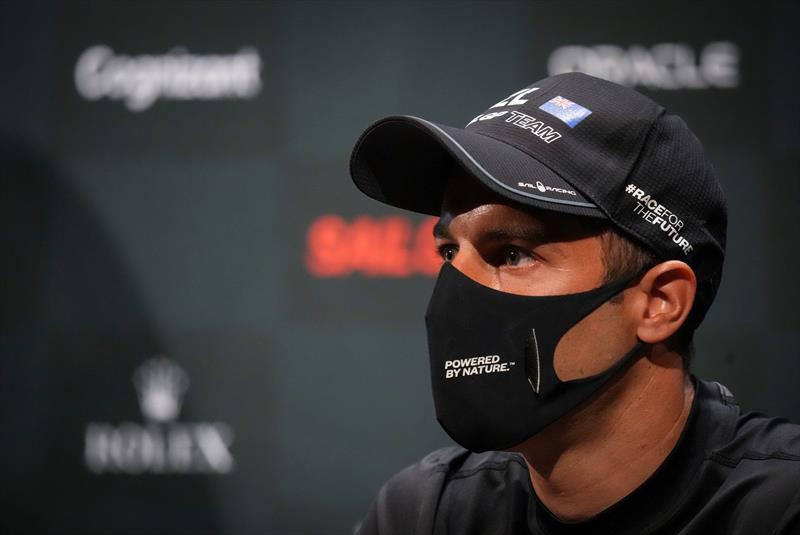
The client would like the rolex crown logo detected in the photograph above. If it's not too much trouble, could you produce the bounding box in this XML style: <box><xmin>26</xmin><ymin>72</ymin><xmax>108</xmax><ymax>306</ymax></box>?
<box><xmin>133</xmin><ymin>357</ymin><xmax>189</xmax><ymax>423</ymax></box>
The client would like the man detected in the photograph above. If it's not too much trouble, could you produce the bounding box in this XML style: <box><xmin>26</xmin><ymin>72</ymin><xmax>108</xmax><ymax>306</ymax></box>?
<box><xmin>348</xmin><ymin>72</ymin><xmax>800</xmax><ymax>534</ymax></box>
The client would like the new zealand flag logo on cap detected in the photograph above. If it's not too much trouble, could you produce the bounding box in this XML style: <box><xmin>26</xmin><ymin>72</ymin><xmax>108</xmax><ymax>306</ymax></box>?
<box><xmin>539</xmin><ymin>96</ymin><xmax>592</xmax><ymax>128</ymax></box>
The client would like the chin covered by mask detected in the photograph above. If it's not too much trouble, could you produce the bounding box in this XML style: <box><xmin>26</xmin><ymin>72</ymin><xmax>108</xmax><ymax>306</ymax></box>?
<box><xmin>424</xmin><ymin>262</ymin><xmax>644</xmax><ymax>453</ymax></box>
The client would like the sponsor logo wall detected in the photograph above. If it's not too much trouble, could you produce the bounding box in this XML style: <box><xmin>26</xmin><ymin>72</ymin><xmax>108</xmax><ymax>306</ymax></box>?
<box><xmin>85</xmin><ymin>357</ymin><xmax>235</xmax><ymax>475</ymax></box>
<box><xmin>305</xmin><ymin>215</ymin><xmax>440</xmax><ymax>278</ymax></box>
<box><xmin>75</xmin><ymin>45</ymin><xmax>263</xmax><ymax>111</ymax></box>
<box><xmin>547</xmin><ymin>42</ymin><xmax>740</xmax><ymax>89</ymax></box>
<box><xmin>1</xmin><ymin>1</ymin><xmax>797</xmax><ymax>534</ymax></box>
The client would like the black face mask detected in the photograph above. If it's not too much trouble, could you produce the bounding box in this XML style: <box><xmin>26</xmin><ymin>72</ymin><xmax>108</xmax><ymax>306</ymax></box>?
<box><xmin>424</xmin><ymin>262</ymin><xmax>644</xmax><ymax>453</ymax></box>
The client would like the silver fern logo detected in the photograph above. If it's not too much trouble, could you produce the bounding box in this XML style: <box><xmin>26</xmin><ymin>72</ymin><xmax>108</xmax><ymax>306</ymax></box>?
<box><xmin>133</xmin><ymin>357</ymin><xmax>189</xmax><ymax>422</ymax></box>
<box><xmin>84</xmin><ymin>356</ymin><xmax>234</xmax><ymax>475</ymax></box>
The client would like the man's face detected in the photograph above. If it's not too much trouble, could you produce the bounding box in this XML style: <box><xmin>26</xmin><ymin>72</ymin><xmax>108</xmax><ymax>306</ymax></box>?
<box><xmin>433</xmin><ymin>165</ymin><xmax>639</xmax><ymax>381</ymax></box>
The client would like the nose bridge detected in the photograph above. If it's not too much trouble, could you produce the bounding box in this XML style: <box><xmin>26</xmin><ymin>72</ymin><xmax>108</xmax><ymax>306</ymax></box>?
<box><xmin>450</xmin><ymin>242</ymin><xmax>499</xmax><ymax>290</ymax></box>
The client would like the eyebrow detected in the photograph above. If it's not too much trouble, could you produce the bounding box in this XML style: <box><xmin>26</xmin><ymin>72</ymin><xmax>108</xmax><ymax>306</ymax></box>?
<box><xmin>433</xmin><ymin>218</ymin><xmax>549</xmax><ymax>244</ymax></box>
<box><xmin>482</xmin><ymin>226</ymin><xmax>548</xmax><ymax>244</ymax></box>
<box><xmin>433</xmin><ymin>219</ymin><xmax>453</xmax><ymax>239</ymax></box>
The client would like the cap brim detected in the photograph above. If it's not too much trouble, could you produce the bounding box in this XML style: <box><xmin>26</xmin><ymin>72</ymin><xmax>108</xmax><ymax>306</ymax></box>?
<box><xmin>349</xmin><ymin>115</ymin><xmax>604</xmax><ymax>218</ymax></box>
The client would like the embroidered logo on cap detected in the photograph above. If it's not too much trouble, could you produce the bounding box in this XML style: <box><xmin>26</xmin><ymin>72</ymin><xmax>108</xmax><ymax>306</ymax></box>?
<box><xmin>538</xmin><ymin>95</ymin><xmax>592</xmax><ymax>128</ymax></box>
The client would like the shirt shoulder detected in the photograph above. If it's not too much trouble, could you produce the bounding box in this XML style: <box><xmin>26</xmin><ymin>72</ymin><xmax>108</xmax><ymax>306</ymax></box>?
<box><xmin>710</xmin><ymin>409</ymin><xmax>800</xmax><ymax>477</ymax></box>
<box><xmin>356</xmin><ymin>446</ymin><xmax>529</xmax><ymax>535</ymax></box>
<box><xmin>705</xmin><ymin>406</ymin><xmax>800</xmax><ymax>533</ymax></box>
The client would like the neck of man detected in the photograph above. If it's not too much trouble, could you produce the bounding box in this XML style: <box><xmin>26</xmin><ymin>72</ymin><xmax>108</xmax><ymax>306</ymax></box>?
<box><xmin>513</xmin><ymin>345</ymin><xmax>694</xmax><ymax>523</ymax></box>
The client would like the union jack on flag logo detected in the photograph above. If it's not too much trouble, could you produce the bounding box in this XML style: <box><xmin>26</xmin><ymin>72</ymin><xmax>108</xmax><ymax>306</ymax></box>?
<box><xmin>539</xmin><ymin>95</ymin><xmax>592</xmax><ymax>128</ymax></box>
<box><xmin>550</xmin><ymin>96</ymin><xmax>575</xmax><ymax>109</ymax></box>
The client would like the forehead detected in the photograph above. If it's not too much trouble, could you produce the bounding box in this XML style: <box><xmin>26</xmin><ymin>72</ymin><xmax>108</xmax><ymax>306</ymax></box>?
<box><xmin>438</xmin><ymin>164</ymin><xmax>605</xmax><ymax>241</ymax></box>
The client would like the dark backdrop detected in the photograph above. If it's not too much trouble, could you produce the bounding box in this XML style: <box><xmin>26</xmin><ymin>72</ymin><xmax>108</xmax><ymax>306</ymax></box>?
<box><xmin>1</xmin><ymin>1</ymin><xmax>798</xmax><ymax>534</ymax></box>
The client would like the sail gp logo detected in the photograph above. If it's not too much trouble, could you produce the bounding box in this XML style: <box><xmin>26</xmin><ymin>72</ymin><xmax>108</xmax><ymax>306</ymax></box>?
<box><xmin>84</xmin><ymin>357</ymin><xmax>235</xmax><ymax>475</ymax></box>
<box><xmin>444</xmin><ymin>355</ymin><xmax>515</xmax><ymax>379</ymax></box>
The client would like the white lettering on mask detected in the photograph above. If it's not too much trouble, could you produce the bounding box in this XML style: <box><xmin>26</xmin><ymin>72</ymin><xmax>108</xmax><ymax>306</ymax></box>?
<box><xmin>444</xmin><ymin>354</ymin><xmax>515</xmax><ymax>379</ymax></box>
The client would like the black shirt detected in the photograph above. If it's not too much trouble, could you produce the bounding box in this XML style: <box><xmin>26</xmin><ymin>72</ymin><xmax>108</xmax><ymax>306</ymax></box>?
<box><xmin>358</xmin><ymin>377</ymin><xmax>800</xmax><ymax>534</ymax></box>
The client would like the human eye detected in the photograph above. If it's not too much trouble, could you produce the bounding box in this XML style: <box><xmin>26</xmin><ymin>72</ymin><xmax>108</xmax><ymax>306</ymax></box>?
<box><xmin>501</xmin><ymin>246</ymin><xmax>534</xmax><ymax>267</ymax></box>
<box><xmin>436</xmin><ymin>243</ymin><xmax>458</xmax><ymax>263</ymax></box>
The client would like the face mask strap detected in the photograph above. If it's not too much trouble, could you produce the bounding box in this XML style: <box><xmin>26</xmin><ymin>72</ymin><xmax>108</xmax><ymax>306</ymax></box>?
<box><xmin>564</xmin><ymin>261</ymin><xmax>658</xmax><ymax>331</ymax></box>
<box><xmin>523</xmin><ymin>264</ymin><xmax>656</xmax><ymax>398</ymax></box>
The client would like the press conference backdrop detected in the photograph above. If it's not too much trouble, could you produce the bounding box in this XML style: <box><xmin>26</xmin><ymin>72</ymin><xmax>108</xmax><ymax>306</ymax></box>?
<box><xmin>1</xmin><ymin>1</ymin><xmax>798</xmax><ymax>533</ymax></box>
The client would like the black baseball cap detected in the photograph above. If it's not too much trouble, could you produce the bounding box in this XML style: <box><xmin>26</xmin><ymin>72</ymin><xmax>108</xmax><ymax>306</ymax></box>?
<box><xmin>349</xmin><ymin>72</ymin><xmax>727</xmax><ymax>329</ymax></box>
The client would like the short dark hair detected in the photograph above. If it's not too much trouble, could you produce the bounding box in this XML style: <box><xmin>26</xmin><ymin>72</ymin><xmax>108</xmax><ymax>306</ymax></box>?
<box><xmin>594</xmin><ymin>224</ymin><xmax>695</xmax><ymax>369</ymax></box>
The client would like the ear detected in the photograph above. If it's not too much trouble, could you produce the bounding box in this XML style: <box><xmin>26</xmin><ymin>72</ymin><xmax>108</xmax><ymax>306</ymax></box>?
<box><xmin>633</xmin><ymin>261</ymin><xmax>697</xmax><ymax>344</ymax></box>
